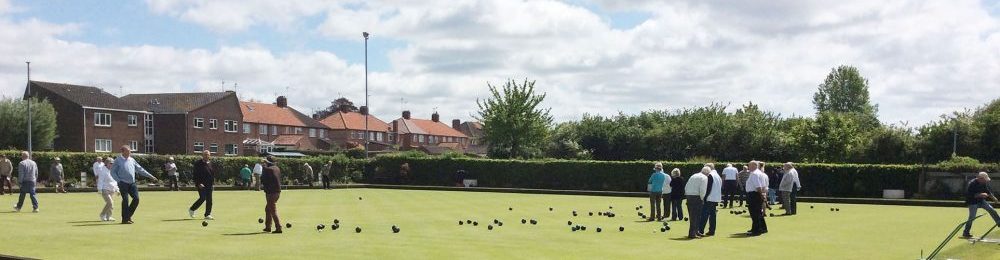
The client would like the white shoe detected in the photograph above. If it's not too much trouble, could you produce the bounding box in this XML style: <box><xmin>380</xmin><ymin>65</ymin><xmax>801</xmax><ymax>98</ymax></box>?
<box><xmin>189</xmin><ymin>209</ymin><xmax>195</xmax><ymax>218</ymax></box>
<box><xmin>107</xmin><ymin>217</ymin><xmax>116</xmax><ymax>222</ymax></box>
<box><xmin>32</xmin><ymin>208</ymin><xmax>39</xmax><ymax>213</ymax></box>
<box><xmin>204</xmin><ymin>215</ymin><xmax>214</xmax><ymax>220</ymax></box>
<box><xmin>13</xmin><ymin>206</ymin><xmax>19</xmax><ymax>212</ymax></box>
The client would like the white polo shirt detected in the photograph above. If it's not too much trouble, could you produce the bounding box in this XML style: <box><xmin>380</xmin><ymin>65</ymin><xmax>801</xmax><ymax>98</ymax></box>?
<box><xmin>745</xmin><ymin>169</ymin><xmax>768</xmax><ymax>193</ymax></box>
<box><xmin>722</xmin><ymin>166</ymin><xmax>738</xmax><ymax>180</ymax></box>
<box><xmin>706</xmin><ymin>171</ymin><xmax>723</xmax><ymax>202</ymax></box>
<box><xmin>685</xmin><ymin>173</ymin><xmax>708</xmax><ymax>197</ymax></box>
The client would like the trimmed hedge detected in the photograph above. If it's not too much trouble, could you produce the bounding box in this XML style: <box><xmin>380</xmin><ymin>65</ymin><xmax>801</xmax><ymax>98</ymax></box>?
<box><xmin>368</xmin><ymin>156</ymin><xmax>998</xmax><ymax>198</ymax></box>
<box><xmin>1</xmin><ymin>151</ymin><xmax>367</xmax><ymax>186</ymax></box>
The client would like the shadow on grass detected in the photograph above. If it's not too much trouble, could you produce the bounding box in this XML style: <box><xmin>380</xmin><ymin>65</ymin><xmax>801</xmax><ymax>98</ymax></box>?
<box><xmin>74</xmin><ymin>223</ymin><xmax>119</xmax><ymax>227</ymax></box>
<box><xmin>162</xmin><ymin>219</ymin><xmax>197</xmax><ymax>222</ymax></box>
<box><xmin>222</xmin><ymin>231</ymin><xmax>269</xmax><ymax>236</ymax></box>
<box><xmin>668</xmin><ymin>237</ymin><xmax>698</xmax><ymax>241</ymax></box>
<box><xmin>728</xmin><ymin>233</ymin><xmax>759</xmax><ymax>238</ymax></box>
<box><xmin>67</xmin><ymin>220</ymin><xmax>104</xmax><ymax>224</ymax></box>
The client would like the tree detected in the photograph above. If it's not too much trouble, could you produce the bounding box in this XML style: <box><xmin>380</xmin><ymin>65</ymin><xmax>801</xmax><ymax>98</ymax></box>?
<box><xmin>543</xmin><ymin>122</ymin><xmax>590</xmax><ymax>159</ymax></box>
<box><xmin>974</xmin><ymin>98</ymin><xmax>1000</xmax><ymax>162</ymax></box>
<box><xmin>312</xmin><ymin>97</ymin><xmax>358</xmax><ymax>119</ymax></box>
<box><xmin>476</xmin><ymin>79</ymin><xmax>552</xmax><ymax>159</ymax></box>
<box><xmin>0</xmin><ymin>97</ymin><xmax>57</xmax><ymax>150</ymax></box>
<box><xmin>813</xmin><ymin>65</ymin><xmax>880</xmax><ymax>128</ymax></box>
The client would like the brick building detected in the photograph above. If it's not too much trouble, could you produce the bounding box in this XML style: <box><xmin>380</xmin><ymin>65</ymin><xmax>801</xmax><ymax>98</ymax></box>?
<box><xmin>454</xmin><ymin>120</ymin><xmax>487</xmax><ymax>156</ymax></box>
<box><xmin>240</xmin><ymin>96</ymin><xmax>331</xmax><ymax>154</ymax></box>
<box><xmin>26</xmin><ymin>81</ymin><xmax>149</xmax><ymax>153</ymax></box>
<box><xmin>122</xmin><ymin>91</ymin><xmax>245</xmax><ymax>155</ymax></box>
<box><xmin>318</xmin><ymin>106</ymin><xmax>392</xmax><ymax>151</ymax></box>
<box><xmin>390</xmin><ymin>111</ymin><xmax>469</xmax><ymax>153</ymax></box>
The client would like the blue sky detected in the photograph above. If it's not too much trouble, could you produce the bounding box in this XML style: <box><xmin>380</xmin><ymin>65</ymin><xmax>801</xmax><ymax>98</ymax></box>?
<box><xmin>0</xmin><ymin>0</ymin><xmax>997</xmax><ymax>125</ymax></box>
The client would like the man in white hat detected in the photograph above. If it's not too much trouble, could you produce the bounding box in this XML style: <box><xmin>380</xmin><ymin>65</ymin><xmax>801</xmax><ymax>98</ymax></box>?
<box><xmin>962</xmin><ymin>172</ymin><xmax>1000</xmax><ymax>238</ymax></box>
<box><xmin>49</xmin><ymin>157</ymin><xmax>66</xmax><ymax>193</ymax></box>
<box><xmin>164</xmin><ymin>157</ymin><xmax>178</xmax><ymax>191</ymax></box>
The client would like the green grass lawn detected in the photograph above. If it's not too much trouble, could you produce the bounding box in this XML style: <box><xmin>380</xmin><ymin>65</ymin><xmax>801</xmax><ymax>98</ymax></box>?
<box><xmin>0</xmin><ymin>188</ymin><xmax>994</xmax><ymax>259</ymax></box>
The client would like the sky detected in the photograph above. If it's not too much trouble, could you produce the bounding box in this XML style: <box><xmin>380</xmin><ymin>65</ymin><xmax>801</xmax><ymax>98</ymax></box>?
<box><xmin>0</xmin><ymin>0</ymin><xmax>998</xmax><ymax>127</ymax></box>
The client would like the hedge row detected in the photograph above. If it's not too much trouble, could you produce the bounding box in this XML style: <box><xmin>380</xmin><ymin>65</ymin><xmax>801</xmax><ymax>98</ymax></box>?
<box><xmin>0</xmin><ymin>150</ymin><xmax>367</xmax><ymax>185</ymax></box>
<box><xmin>367</xmin><ymin>156</ymin><xmax>997</xmax><ymax>198</ymax></box>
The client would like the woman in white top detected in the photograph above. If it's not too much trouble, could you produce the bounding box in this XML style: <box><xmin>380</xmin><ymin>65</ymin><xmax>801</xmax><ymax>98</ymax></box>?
<box><xmin>94</xmin><ymin>157</ymin><xmax>120</xmax><ymax>221</ymax></box>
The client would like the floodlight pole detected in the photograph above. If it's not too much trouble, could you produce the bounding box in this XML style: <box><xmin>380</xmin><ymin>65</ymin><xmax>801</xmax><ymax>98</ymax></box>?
<box><xmin>363</xmin><ymin>32</ymin><xmax>370</xmax><ymax>159</ymax></box>
<box><xmin>26</xmin><ymin>61</ymin><xmax>32</xmax><ymax>153</ymax></box>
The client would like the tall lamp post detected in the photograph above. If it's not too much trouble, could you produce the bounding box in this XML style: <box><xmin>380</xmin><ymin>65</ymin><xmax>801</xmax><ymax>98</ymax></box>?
<box><xmin>26</xmin><ymin>61</ymin><xmax>32</xmax><ymax>154</ymax></box>
<box><xmin>363</xmin><ymin>32</ymin><xmax>370</xmax><ymax>159</ymax></box>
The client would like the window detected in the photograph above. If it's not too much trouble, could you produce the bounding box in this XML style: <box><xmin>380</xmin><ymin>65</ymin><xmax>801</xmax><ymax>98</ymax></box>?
<box><xmin>369</xmin><ymin>132</ymin><xmax>376</xmax><ymax>141</ymax></box>
<box><xmin>243</xmin><ymin>123</ymin><xmax>252</xmax><ymax>134</ymax></box>
<box><xmin>389</xmin><ymin>134</ymin><xmax>395</xmax><ymax>143</ymax></box>
<box><xmin>128</xmin><ymin>115</ymin><xmax>138</xmax><ymax>126</ymax></box>
<box><xmin>225</xmin><ymin>144</ymin><xmax>238</xmax><ymax>155</ymax></box>
<box><xmin>418</xmin><ymin>135</ymin><xmax>425</xmax><ymax>143</ymax></box>
<box><xmin>193</xmin><ymin>142</ymin><xmax>204</xmax><ymax>152</ymax></box>
<box><xmin>95</xmin><ymin>139</ymin><xmax>112</xmax><ymax>152</ymax></box>
<box><xmin>295</xmin><ymin>127</ymin><xmax>303</xmax><ymax>134</ymax></box>
<box><xmin>145</xmin><ymin>139</ymin><xmax>154</xmax><ymax>153</ymax></box>
<box><xmin>271</xmin><ymin>125</ymin><xmax>277</xmax><ymax>135</ymax></box>
<box><xmin>144</xmin><ymin>114</ymin><xmax>154</xmax><ymax>136</ymax></box>
<box><xmin>224</xmin><ymin>120</ymin><xmax>238</xmax><ymax>133</ymax></box>
<box><xmin>209</xmin><ymin>143</ymin><xmax>219</xmax><ymax>153</ymax></box>
<box><xmin>194</xmin><ymin>118</ymin><xmax>204</xmax><ymax>128</ymax></box>
<box><xmin>208</xmin><ymin>119</ymin><xmax>218</xmax><ymax>130</ymax></box>
<box><xmin>319</xmin><ymin>129</ymin><xmax>326</xmax><ymax>138</ymax></box>
<box><xmin>129</xmin><ymin>140</ymin><xmax>138</xmax><ymax>152</ymax></box>
<box><xmin>412</xmin><ymin>135</ymin><xmax>418</xmax><ymax>142</ymax></box>
<box><xmin>94</xmin><ymin>113</ymin><xmax>111</xmax><ymax>127</ymax></box>
<box><xmin>259</xmin><ymin>124</ymin><xmax>267</xmax><ymax>134</ymax></box>
<box><xmin>285</xmin><ymin>127</ymin><xmax>291</xmax><ymax>134</ymax></box>
<box><xmin>309</xmin><ymin>128</ymin><xmax>316</xmax><ymax>138</ymax></box>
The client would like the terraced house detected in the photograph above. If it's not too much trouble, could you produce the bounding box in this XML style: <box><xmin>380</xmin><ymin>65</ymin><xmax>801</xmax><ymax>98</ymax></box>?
<box><xmin>240</xmin><ymin>96</ymin><xmax>332</xmax><ymax>154</ymax></box>
<box><xmin>390</xmin><ymin>111</ymin><xmax>470</xmax><ymax>154</ymax></box>
<box><xmin>318</xmin><ymin>105</ymin><xmax>392</xmax><ymax>151</ymax></box>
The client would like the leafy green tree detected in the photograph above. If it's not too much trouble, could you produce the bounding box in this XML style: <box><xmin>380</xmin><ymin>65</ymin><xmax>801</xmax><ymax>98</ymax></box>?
<box><xmin>543</xmin><ymin>122</ymin><xmax>590</xmax><ymax>159</ymax></box>
<box><xmin>916</xmin><ymin>111</ymin><xmax>981</xmax><ymax>163</ymax></box>
<box><xmin>974</xmin><ymin>98</ymin><xmax>1000</xmax><ymax>162</ymax></box>
<box><xmin>476</xmin><ymin>79</ymin><xmax>552</xmax><ymax>159</ymax></box>
<box><xmin>0</xmin><ymin>97</ymin><xmax>57</xmax><ymax>150</ymax></box>
<box><xmin>313</xmin><ymin>97</ymin><xmax>358</xmax><ymax>119</ymax></box>
<box><xmin>813</xmin><ymin>65</ymin><xmax>880</xmax><ymax>128</ymax></box>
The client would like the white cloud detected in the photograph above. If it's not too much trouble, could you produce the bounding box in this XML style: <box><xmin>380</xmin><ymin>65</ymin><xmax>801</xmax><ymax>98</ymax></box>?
<box><xmin>2</xmin><ymin>0</ymin><xmax>998</xmax><ymax>127</ymax></box>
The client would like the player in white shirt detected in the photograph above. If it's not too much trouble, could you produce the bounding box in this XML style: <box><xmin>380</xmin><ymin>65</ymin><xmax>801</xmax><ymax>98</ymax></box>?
<box><xmin>745</xmin><ymin>161</ymin><xmax>769</xmax><ymax>236</ymax></box>
<box><xmin>721</xmin><ymin>164</ymin><xmax>739</xmax><ymax>208</ymax></box>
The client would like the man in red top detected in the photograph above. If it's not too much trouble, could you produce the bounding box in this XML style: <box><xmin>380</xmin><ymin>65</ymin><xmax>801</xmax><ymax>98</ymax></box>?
<box><xmin>262</xmin><ymin>156</ymin><xmax>283</xmax><ymax>234</ymax></box>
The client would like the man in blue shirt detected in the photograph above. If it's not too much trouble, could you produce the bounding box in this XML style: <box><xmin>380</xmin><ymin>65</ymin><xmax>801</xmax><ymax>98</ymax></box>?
<box><xmin>111</xmin><ymin>145</ymin><xmax>158</xmax><ymax>224</ymax></box>
<box><xmin>647</xmin><ymin>163</ymin><xmax>666</xmax><ymax>221</ymax></box>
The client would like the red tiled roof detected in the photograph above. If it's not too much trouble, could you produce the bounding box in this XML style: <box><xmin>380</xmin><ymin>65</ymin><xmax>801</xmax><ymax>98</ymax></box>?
<box><xmin>394</xmin><ymin>118</ymin><xmax>468</xmax><ymax>138</ymax></box>
<box><xmin>240</xmin><ymin>101</ymin><xmax>328</xmax><ymax>129</ymax></box>
<box><xmin>272</xmin><ymin>135</ymin><xmax>304</xmax><ymax>146</ymax></box>
<box><xmin>319</xmin><ymin>111</ymin><xmax>390</xmax><ymax>132</ymax></box>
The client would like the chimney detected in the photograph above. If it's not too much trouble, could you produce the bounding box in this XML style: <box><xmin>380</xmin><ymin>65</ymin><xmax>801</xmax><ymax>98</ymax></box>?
<box><xmin>431</xmin><ymin>112</ymin><xmax>440</xmax><ymax>122</ymax></box>
<box><xmin>359</xmin><ymin>106</ymin><xmax>369</xmax><ymax>115</ymax></box>
<box><xmin>276</xmin><ymin>96</ymin><xmax>288</xmax><ymax>108</ymax></box>
<box><xmin>452</xmin><ymin>119</ymin><xmax>461</xmax><ymax>130</ymax></box>
<box><xmin>402</xmin><ymin>110</ymin><xmax>411</xmax><ymax>119</ymax></box>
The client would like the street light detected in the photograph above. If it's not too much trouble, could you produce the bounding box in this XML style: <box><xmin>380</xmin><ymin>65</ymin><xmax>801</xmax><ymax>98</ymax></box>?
<box><xmin>363</xmin><ymin>32</ymin><xmax>370</xmax><ymax>159</ymax></box>
<box><xmin>26</xmin><ymin>61</ymin><xmax>32</xmax><ymax>153</ymax></box>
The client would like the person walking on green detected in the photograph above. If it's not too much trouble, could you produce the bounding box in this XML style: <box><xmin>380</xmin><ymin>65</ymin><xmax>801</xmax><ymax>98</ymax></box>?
<box><xmin>240</xmin><ymin>165</ymin><xmax>252</xmax><ymax>190</ymax></box>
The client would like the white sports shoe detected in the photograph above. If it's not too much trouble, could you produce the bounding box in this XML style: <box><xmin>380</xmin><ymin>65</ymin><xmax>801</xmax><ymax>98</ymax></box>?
<box><xmin>204</xmin><ymin>215</ymin><xmax>214</xmax><ymax>220</ymax></box>
<box><xmin>13</xmin><ymin>206</ymin><xmax>20</xmax><ymax>212</ymax></box>
<box><xmin>32</xmin><ymin>208</ymin><xmax>39</xmax><ymax>213</ymax></box>
<box><xmin>107</xmin><ymin>217</ymin><xmax>116</xmax><ymax>222</ymax></box>
<box><xmin>189</xmin><ymin>209</ymin><xmax>195</xmax><ymax>218</ymax></box>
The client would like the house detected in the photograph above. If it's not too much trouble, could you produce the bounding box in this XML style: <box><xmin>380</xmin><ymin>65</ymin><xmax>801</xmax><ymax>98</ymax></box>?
<box><xmin>390</xmin><ymin>111</ymin><xmax>469</xmax><ymax>153</ymax></box>
<box><xmin>25</xmin><ymin>81</ymin><xmax>149</xmax><ymax>153</ymax></box>
<box><xmin>240</xmin><ymin>96</ymin><xmax>332</xmax><ymax>154</ymax></box>
<box><xmin>453</xmin><ymin>120</ymin><xmax>487</xmax><ymax>156</ymax></box>
<box><xmin>121</xmin><ymin>91</ymin><xmax>245</xmax><ymax>156</ymax></box>
<box><xmin>318</xmin><ymin>105</ymin><xmax>392</xmax><ymax>151</ymax></box>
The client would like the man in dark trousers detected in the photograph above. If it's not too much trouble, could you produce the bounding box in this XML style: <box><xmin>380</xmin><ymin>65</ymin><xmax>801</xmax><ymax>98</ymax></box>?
<box><xmin>189</xmin><ymin>150</ymin><xmax>215</xmax><ymax>220</ymax></box>
<box><xmin>262</xmin><ymin>156</ymin><xmax>283</xmax><ymax>233</ymax></box>
<box><xmin>321</xmin><ymin>161</ymin><xmax>332</xmax><ymax>190</ymax></box>
<box><xmin>745</xmin><ymin>161</ymin><xmax>769</xmax><ymax>236</ymax></box>
<box><xmin>962</xmin><ymin>172</ymin><xmax>1000</xmax><ymax>238</ymax></box>
<box><xmin>111</xmin><ymin>146</ymin><xmax>159</xmax><ymax>224</ymax></box>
